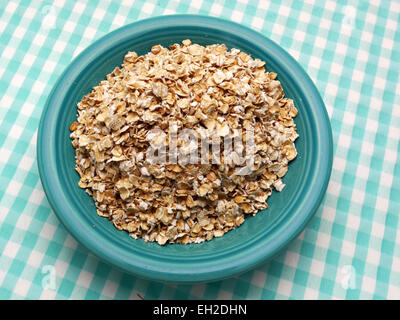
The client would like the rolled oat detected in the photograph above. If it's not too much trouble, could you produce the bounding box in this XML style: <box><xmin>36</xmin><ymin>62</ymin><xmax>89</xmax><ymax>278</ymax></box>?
<box><xmin>70</xmin><ymin>40</ymin><xmax>298</xmax><ymax>245</ymax></box>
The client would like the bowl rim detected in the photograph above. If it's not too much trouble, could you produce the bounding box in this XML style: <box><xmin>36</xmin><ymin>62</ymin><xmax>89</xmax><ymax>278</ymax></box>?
<box><xmin>37</xmin><ymin>14</ymin><xmax>333</xmax><ymax>283</ymax></box>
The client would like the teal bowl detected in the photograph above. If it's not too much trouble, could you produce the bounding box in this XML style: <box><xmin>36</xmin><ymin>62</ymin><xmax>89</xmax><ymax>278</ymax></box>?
<box><xmin>37</xmin><ymin>15</ymin><xmax>333</xmax><ymax>283</ymax></box>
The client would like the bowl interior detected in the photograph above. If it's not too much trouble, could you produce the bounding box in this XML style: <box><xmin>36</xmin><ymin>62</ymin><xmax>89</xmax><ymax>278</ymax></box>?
<box><xmin>40</xmin><ymin>16</ymin><xmax>330</xmax><ymax>282</ymax></box>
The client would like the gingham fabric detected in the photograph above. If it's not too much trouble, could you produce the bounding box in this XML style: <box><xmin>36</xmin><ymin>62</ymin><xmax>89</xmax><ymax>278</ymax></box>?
<box><xmin>0</xmin><ymin>0</ymin><xmax>399</xmax><ymax>300</ymax></box>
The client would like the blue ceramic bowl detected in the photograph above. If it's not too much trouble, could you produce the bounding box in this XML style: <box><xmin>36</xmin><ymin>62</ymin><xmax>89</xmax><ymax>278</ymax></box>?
<box><xmin>37</xmin><ymin>15</ymin><xmax>333</xmax><ymax>283</ymax></box>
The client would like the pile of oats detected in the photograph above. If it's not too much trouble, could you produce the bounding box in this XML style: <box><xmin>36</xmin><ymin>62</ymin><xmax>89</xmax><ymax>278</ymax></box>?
<box><xmin>70</xmin><ymin>40</ymin><xmax>298</xmax><ymax>245</ymax></box>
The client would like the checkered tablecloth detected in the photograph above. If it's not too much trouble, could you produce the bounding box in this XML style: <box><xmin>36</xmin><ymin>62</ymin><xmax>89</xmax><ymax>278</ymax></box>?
<box><xmin>0</xmin><ymin>0</ymin><xmax>399</xmax><ymax>300</ymax></box>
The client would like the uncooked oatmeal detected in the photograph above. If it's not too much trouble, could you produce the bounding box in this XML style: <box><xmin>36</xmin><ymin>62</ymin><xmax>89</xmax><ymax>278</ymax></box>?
<box><xmin>69</xmin><ymin>39</ymin><xmax>298</xmax><ymax>245</ymax></box>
